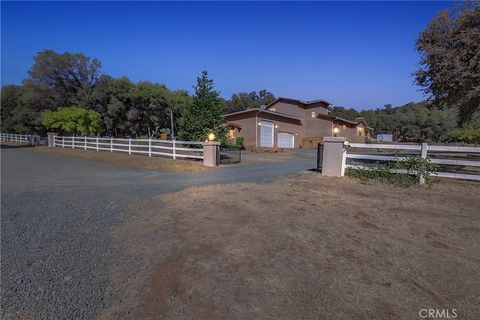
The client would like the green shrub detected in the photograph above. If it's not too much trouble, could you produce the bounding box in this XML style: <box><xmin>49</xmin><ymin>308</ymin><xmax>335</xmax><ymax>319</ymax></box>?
<box><xmin>448</xmin><ymin>127</ymin><xmax>480</xmax><ymax>144</ymax></box>
<box><xmin>42</xmin><ymin>107</ymin><xmax>101</xmax><ymax>135</ymax></box>
<box><xmin>345</xmin><ymin>155</ymin><xmax>438</xmax><ymax>187</ymax></box>
<box><xmin>235</xmin><ymin>136</ymin><xmax>244</xmax><ymax>148</ymax></box>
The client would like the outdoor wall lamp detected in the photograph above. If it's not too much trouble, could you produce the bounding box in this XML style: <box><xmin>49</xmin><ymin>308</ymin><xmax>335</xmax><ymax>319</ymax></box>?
<box><xmin>208</xmin><ymin>132</ymin><xmax>216</xmax><ymax>141</ymax></box>
<box><xmin>333</xmin><ymin>125</ymin><xmax>340</xmax><ymax>137</ymax></box>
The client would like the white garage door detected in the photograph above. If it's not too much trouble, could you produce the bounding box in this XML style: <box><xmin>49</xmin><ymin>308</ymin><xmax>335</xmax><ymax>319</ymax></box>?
<box><xmin>278</xmin><ymin>132</ymin><xmax>294</xmax><ymax>148</ymax></box>
<box><xmin>260</xmin><ymin>122</ymin><xmax>274</xmax><ymax>147</ymax></box>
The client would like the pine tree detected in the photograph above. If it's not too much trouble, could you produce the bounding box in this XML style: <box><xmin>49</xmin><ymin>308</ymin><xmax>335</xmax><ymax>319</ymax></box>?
<box><xmin>178</xmin><ymin>70</ymin><xmax>225</xmax><ymax>141</ymax></box>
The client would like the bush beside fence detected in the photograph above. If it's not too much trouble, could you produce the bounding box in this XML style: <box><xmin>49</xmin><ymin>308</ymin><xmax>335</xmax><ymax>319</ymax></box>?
<box><xmin>346</xmin><ymin>142</ymin><xmax>480</xmax><ymax>183</ymax></box>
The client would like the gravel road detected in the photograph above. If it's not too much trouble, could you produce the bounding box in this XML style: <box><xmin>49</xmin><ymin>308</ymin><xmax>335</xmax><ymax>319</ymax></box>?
<box><xmin>0</xmin><ymin>147</ymin><xmax>315</xmax><ymax>319</ymax></box>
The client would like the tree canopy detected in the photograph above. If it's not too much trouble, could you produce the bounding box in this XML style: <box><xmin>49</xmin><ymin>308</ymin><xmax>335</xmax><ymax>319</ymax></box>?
<box><xmin>330</xmin><ymin>102</ymin><xmax>458</xmax><ymax>143</ymax></box>
<box><xmin>1</xmin><ymin>50</ymin><xmax>191</xmax><ymax>138</ymax></box>
<box><xmin>178</xmin><ymin>70</ymin><xmax>225</xmax><ymax>141</ymax></box>
<box><xmin>225</xmin><ymin>90</ymin><xmax>275</xmax><ymax>113</ymax></box>
<box><xmin>414</xmin><ymin>3</ymin><xmax>480</xmax><ymax>126</ymax></box>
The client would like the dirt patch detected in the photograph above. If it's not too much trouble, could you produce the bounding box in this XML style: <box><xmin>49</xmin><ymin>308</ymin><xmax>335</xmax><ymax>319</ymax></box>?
<box><xmin>0</xmin><ymin>142</ymin><xmax>33</xmax><ymax>148</ymax></box>
<box><xmin>31</xmin><ymin>147</ymin><xmax>208</xmax><ymax>172</ymax></box>
<box><xmin>102</xmin><ymin>173</ymin><xmax>480</xmax><ymax>319</ymax></box>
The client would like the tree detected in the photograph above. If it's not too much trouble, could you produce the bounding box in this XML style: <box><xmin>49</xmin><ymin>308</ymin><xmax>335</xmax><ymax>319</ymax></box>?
<box><xmin>27</xmin><ymin>50</ymin><xmax>103</xmax><ymax>109</ymax></box>
<box><xmin>225</xmin><ymin>90</ymin><xmax>275</xmax><ymax>113</ymax></box>
<box><xmin>414</xmin><ymin>3</ymin><xmax>480</xmax><ymax>126</ymax></box>
<box><xmin>178</xmin><ymin>70</ymin><xmax>225</xmax><ymax>141</ymax></box>
<box><xmin>42</xmin><ymin>107</ymin><xmax>101</xmax><ymax>135</ymax></box>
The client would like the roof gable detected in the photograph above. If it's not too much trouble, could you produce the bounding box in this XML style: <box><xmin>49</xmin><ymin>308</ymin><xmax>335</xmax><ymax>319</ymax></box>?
<box><xmin>266</xmin><ymin>97</ymin><xmax>331</xmax><ymax>110</ymax></box>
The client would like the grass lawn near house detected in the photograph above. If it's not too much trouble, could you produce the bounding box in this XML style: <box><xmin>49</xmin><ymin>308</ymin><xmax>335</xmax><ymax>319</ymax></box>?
<box><xmin>31</xmin><ymin>146</ymin><xmax>209</xmax><ymax>172</ymax></box>
<box><xmin>101</xmin><ymin>173</ymin><xmax>480</xmax><ymax>319</ymax></box>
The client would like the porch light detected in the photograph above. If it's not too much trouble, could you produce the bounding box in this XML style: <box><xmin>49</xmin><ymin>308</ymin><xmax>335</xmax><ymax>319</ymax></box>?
<box><xmin>275</xmin><ymin>125</ymin><xmax>278</xmax><ymax>129</ymax></box>
<box><xmin>208</xmin><ymin>132</ymin><xmax>216</xmax><ymax>141</ymax></box>
<box><xmin>333</xmin><ymin>125</ymin><xmax>340</xmax><ymax>137</ymax></box>
<box><xmin>258</xmin><ymin>122</ymin><xmax>262</xmax><ymax>126</ymax></box>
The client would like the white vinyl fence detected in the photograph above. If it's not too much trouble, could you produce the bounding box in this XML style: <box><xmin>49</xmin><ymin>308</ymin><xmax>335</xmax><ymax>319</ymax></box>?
<box><xmin>1</xmin><ymin>133</ymin><xmax>32</xmax><ymax>144</ymax></box>
<box><xmin>346</xmin><ymin>142</ymin><xmax>480</xmax><ymax>183</ymax></box>
<box><xmin>53</xmin><ymin>135</ymin><xmax>204</xmax><ymax>160</ymax></box>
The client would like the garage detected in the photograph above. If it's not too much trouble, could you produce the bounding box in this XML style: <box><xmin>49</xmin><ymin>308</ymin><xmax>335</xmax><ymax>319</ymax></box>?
<box><xmin>259</xmin><ymin>122</ymin><xmax>274</xmax><ymax>147</ymax></box>
<box><xmin>278</xmin><ymin>132</ymin><xmax>295</xmax><ymax>148</ymax></box>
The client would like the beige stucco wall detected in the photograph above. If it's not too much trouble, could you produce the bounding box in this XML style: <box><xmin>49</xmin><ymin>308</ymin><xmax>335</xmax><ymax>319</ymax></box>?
<box><xmin>344</xmin><ymin>123</ymin><xmax>367</xmax><ymax>143</ymax></box>
<box><xmin>225</xmin><ymin>111</ymin><xmax>303</xmax><ymax>148</ymax></box>
<box><xmin>303</xmin><ymin>117</ymin><xmax>333</xmax><ymax>138</ymax></box>
<box><xmin>268</xmin><ymin>101</ymin><xmax>305</xmax><ymax>118</ymax></box>
<box><xmin>224</xmin><ymin>105</ymin><xmax>367</xmax><ymax>148</ymax></box>
<box><xmin>258</xmin><ymin>113</ymin><xmax>303</xmax><ymax>148</ymax></box>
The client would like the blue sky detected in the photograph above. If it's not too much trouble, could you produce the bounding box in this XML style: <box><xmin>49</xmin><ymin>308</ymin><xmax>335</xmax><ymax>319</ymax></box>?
<box><xmin>1</xmin><ymin>1</ymin><xmax>453</xmax><ymax>110</ymax></box>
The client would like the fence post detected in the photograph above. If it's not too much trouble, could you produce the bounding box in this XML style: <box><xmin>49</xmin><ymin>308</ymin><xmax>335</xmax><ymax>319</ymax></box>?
<box><xmin>96</xmin><ymin>136</ymin><xmax>99</xmax><ymax>151</ymax></box>
<box><xmin>128</xmin><ymin>138</ymin><xmax>131</xmax><ymax>155</ymax></box>
<box><xmin>172</xmin><ymin>139</ymin><xmax>176</xmax><ymax>159</ymax></box>
<box><xmin>72</xmin><ymin>135</ymin><xmax>75</xmax><ymax>149</ymax></box>
<box><xmin>47</xmin><ymin>132</ymin><xmax>57</xmax><ymax>147</ymax></box>
<box><xmin>321</xmin><ymin>137</ymin><xmax>346</xmax><ymax>177</ymax></box>
<box><xmin>148</xmin><ymin>137</ymin><xmax>152</xmax><ymax>157</ymax></box>
<box><xmin>420</xmin><ymin>142</ymin><xmax>428</xmax><ymax>185</ymax></box>
<box><xmin>110</xmin><ymin>137</ymin><xmax>113</xmax><ymax>152</ymax></box>
<box><xmin>84</xmin><ymin>136</ymin><xmax>87</xmax><ymax>150</ymax></box>
<box><xmin>62</xmin><ymin>136</ymin><xmax>65</xmax><ymax>148</ymax></box>
<box><xmin>202</xmin><ymin>141</ymin><xmax>220</xmax><ymax>167</ymax></box>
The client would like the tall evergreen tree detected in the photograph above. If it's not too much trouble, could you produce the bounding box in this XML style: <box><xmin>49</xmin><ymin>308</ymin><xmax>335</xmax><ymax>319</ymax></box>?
<box><xmin>178</xmin><ymin>70</ymin><xmax>225</xmax><ymax>141</ymax></box>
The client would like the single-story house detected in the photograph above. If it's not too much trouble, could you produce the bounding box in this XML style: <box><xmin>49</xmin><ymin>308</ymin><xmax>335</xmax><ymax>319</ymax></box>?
<box><xmin>224</xmin><ymin>97</ymin><xmax>372</xmax><ymax>148</ymax></box>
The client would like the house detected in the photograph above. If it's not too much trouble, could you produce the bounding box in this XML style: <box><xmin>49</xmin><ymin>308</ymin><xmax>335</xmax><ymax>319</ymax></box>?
<box><xmin>224</xmin><ymin>97</ymin><xmax>372</xmax><ymax>149</ymax></box>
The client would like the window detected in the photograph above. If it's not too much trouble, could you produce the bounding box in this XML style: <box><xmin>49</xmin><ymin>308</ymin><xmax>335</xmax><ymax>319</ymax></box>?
<box><xmin>311</xmin><ymin>111</ymin><xmax>316</xmax><ymax>118</ymax></box>
<box><xmin>357</xmin><ymin>127</ymin><xmax>364</xmax><ymax>136</ymax></box>
<box><xmin>228</xmin><ymin>129</ymin><xmax>236</xmax><ymax>139</ymax></box>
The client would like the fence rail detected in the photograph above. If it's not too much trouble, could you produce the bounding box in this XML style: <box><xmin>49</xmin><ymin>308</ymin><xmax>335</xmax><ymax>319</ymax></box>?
<box><xmin>53</xmin><ymin>135</ymin><xmax>204</xmax><ymax>160</ymax></box>
<box><xmin>1</xmin><ymin>133</ymin><xmax>32</xmax><ymax>144</ymax></box>
<box><xmin>346</xmin><ymin>142</ymin><xmax>480</xmax><ymax>183</ymax></box>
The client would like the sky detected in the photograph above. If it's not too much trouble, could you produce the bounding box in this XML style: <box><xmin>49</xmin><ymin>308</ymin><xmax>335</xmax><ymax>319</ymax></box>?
<box><xmin>1</xmin><ymin>1</ymin><xmax>454</xmax><ymax>110</ymax></box>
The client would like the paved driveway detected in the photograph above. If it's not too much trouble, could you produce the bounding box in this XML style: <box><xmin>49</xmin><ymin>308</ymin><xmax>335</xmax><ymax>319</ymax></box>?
<box><xmin>1</xmin><ymin>147</ymin><xmax>315</xmax><ymax>319</ymax></box>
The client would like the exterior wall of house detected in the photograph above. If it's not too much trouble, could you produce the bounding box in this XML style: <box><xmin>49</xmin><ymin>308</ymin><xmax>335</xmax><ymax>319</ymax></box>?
<box><xmin>268</xmin><ymin>101</ymin><xmax>305</xmax><ymax>118</ymax></box>
<box><xmin>268</xmin><ymin>101</ymin><xmax>329</xmax><ymax>119</ymax></box>
<box><xmin>224</xmin><ymin>113</ymin><xmax>258</xmax><ymax>147</ymax></box>
<box><xmin>224</xmin><ymin>111</ymin><xmax>303</xmax><ymax>148</ymax></box>
<box><xmin>343</xmin><ymin>123</ymin><xmax>367</xmax><ymax>143</ymax></box>
<box><xmin>303</xmin><ymin>117</ymin><xmax>333</xmax><ymax>138</ymax></box>
<box><xmin>224</xmin><ymin>100</ymin><xmax>369</xmax><ymax>148</ymax></box>
<box><xmin>258</xmin><ymin>113</ymin><xmax>303</xmax><ymax>148</ymax></box>
<box><xmin>303</xmin><ymin>104</ymin><xmax>329</xmax><ymax>118</ymax></box>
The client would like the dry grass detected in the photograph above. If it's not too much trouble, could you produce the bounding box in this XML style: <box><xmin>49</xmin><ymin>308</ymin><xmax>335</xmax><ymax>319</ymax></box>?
<box><xmin>101</xmin><ymin>173</ymin><xmax>480</xmax><ymax>319</ymax></box>
<box><xmin>0</xmin><ymin>141</ymin><xmax>33</xmax><ymax>148</ymax></box>
<box><xmin>31</xmin><ymin>147</ymin><xmax>209</xmax><ymax>172</ymax></box>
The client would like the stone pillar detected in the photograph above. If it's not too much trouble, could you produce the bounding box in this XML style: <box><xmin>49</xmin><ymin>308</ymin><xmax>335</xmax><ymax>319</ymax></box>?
<box><xmin>202</xmin><ymin>141</ymin><xmax>220</xmax><ymax>167</ymax></box>
<box><xmin>47</xmin><ymin>132</ymin><xmax>57</xmax><ymax>147</ymax></box>
<box><xmin>321</xmin><ymin>136</ymin><xmax>346</xmax><ymax>177</ymax></box>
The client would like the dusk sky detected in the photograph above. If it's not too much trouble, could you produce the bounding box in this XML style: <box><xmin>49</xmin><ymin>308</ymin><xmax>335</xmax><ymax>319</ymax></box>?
<box><xmin>1</xmin><ymin>1</ymin><xmax>453</xmax><ymax>110</ymax></box>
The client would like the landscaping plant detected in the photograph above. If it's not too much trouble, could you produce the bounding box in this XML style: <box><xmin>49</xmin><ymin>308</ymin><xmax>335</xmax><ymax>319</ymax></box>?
<box><xmin>346</xmin><ymin>155</ymin><xmax>438</xmax><ymax>187</ymax></box>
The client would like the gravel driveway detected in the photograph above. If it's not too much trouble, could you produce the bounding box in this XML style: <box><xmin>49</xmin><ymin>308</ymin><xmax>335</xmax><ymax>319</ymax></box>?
<box><xmin>0</xmin><ymin>147</ymin><xmax>315</xmax><ymax>319</ymax></box>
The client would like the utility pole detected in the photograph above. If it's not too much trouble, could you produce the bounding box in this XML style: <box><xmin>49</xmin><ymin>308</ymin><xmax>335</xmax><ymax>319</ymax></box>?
<box><xmin>170</xmin><ymin>109</ymin><xmax>175</xmax><ymax>140</ymax></box>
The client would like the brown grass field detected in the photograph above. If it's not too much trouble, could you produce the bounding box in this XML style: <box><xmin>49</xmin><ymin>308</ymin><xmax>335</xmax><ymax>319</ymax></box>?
<box><xmin>100</xmin><ymin>173</ymin><xmax>480</xmax><ymax>319</ymax></box>
<box><xmin>31</xmin><ymin>146</ymin><xmax>208</xmax><ymax>172</ymax></box>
